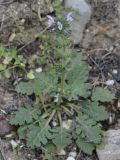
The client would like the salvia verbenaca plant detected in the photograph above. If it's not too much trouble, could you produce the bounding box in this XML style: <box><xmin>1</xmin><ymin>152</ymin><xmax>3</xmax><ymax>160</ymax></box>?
<box><xmin>10</xmin><ymin>2</ymin><xmax>115</xmax><ymax>159</ymax></box>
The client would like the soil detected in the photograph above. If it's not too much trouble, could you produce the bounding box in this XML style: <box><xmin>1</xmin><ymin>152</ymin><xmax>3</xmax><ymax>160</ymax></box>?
<box><xmin>0</xmin><ymin>0</ymin><xmax>120</xmax><ymax>159</ymax></box>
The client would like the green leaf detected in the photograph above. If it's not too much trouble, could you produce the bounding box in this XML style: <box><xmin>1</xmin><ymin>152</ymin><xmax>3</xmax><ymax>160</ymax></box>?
<box><xmin>27</xmin><ymin>70</ymin><xmax>35</xmax><ymax>80</ymax></box>
<box><xmin>10</xmin><ymin>48</ymin><xmax>17</xmax><ymax>58</ymax></box>
<box><xmin>27</xmin><ymin>122</ymin><xmax>52</xmax><ymax>148</ymax></box>
<box><xmin>0</xmin><ymin>44</ymin><xmax>5</xmax><ymax>56</ymax></box>
<box><xmin>0</xmin><ymin>64</ymin><xmax>6</xmax><ymax>71</ymax></box>
<box><xmin>15</xmin><ymin>82</ymin><xmax>34</xmax><ymax>95</ymax></box>
<box><xmin>82</xmin><ymin>101</ymin><xmax>109</xmax><ymax>121</ymax></box>
<box><xmin>18</xmin><ymin>125</ymin><xmax>28</xmax><ymax>139</ymax></box>
<box><xmin>73</xmin><ymin>114</ymin><xmax>103</xmax><ymax>154</ymax></box>
<box><xmin>76</xmin><ymin>114</ymin><xmax>102</xmax><ymax>144</ymax></box>
<box><xmin>52</xmin><ymin>127</ymin><xmax>72</xmax><ymax>149</ymax></box>
<box><xmin>76</xmin><ymin>137</ymin><xmax>95</xmax><ymax>155</ymax></box>
<box><xmin>10</xmin><ymin>105</ymin><xmax>41</xmax><ymax>125</ymax></box>
<box><xmin>3</xmin><ymin>56</ymin><xmax>12</xmax><ymax>65</ymax></box>
<box><xmin>92</xmin><ymin>87</ymin><xmax>115</xmax><ymax>102</ymax></box>
<box><xmin>65</xmin><ymin>54</ymin><xmax>91</xmax><ymax>100</ymax></box>
<box><xmin>33</xmin><ymin>72</ymin><xmax>57</xmax><ymax>96</ymax></box>
<box><xmin>43</xmin><ymin>143</ymin><xmax>57</xmax><ymax>160</ymax></box>
<box><xmin>4</xmin><ymin>69</ymin><xmax>11</xmax><ymax>78</ymax></box>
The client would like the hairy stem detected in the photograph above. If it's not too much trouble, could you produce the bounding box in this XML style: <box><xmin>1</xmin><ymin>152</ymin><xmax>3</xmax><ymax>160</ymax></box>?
<box><xmin>57</xmin><ymin>71</ymin><xmax>65</xmax><ymax>106</ymax></box>
<box><xmin>46</xmin><ymin>109</ymin><xmax>56</xmax><ymax>126</ymax></box>
<box><xmin>38</xmin><ymin>92</ymin><xmax>47</xmax><ymax>113</ymax></box>
<box><xmin>57</xmin><ymin>111</ymin><xmax>62</xmax><ymax>126</ymax></box>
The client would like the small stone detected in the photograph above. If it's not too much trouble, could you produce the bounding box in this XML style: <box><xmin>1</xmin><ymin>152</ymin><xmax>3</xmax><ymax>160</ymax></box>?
<box><xmin>97</xmin><ymin>129</ymin><xmax>120</xmax><ymax>160</ymax></box>
<box><xmin>108</xmin><ymin>114</ymin><xmax>115</xmax><ymax>125</ymax></box>
<box><xmin>106</xmin><ymin>80</ymin><xmax>114</xmax><ymax>86</ymax></box>
<box><xmin>66</xmin><ymin>156</ymin><xmax>75</xmax><ymax>160</ymax></box>
<box><xmin>10</xmin><ymin>140</ymin><xmax>18</xmax><ymax>149</ymax></box>
<box><xmin>109</xmin><ymin>46</ymin><xmax>114</xmax><ymax>51</ymax></box>
<box><xmin>112</xmin><ymin>69</ymin><xmax>118</xmax><ymax>74</ymax></box>
<box><xmin>52</xmin><ymin>121</ymin><xmax>58</xmax><ymax>127</ymax></box>
<box><xmin>86</xmin><ymin>29</ymin><xmax>90</xmax><ymax>33</ymax></box>
<box><xmin>117</xmin><ymin>100</ymin><xmax>120</xmax><ymax>110</ymax></box>
<box><xmin>57</xmin><ymin>149</ymin><xmax>66</xmax><ymax>156</ymax></box>
<box><xmin>35</xmin><ymin>67</ymin><xmax>42</xmax><ymax>73</ymax></box>
<box><xmin>21</xmin><ymin>18</ymin><xmax>25</xmax><ymax>23</ymax></box>
<box><xmin>62</xmin><ymin>120</ymin><xmax>72</xmax><ymax>130</ymax></box>
<box><xmin>69</xmin><ymin>151</ymin><xmax>77</xmax><ymax>158</ymax></box>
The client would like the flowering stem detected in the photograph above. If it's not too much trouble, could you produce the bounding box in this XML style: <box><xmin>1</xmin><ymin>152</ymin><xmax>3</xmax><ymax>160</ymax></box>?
<box><xmin>57</xmin><ymin>70</ymin><xmax>65</xmax><ymax>107</ymax></box>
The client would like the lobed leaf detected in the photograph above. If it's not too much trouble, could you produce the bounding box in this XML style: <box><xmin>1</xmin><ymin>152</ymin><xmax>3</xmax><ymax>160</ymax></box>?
<box><xmin>52</xmin><ymin>127</ymin><xmax>72</xmax><ymax>149</ymax></box>
<box><xmin>15</xmin><ymin>82</ymin><xmax>34</xmax><ymax>95</ymax></box>
<box><xmin>81</xmin><ymin>101</ymin><xmax>109</xmax><ymax>121</ymax></box>
<box><xmin>27</xmin><ymin>122</ymin><xmax>52</xmax><ymax>148</ymax></box>
<box><xmin>10</xmin><ymin>105</ymin><xmax>41</xmax><ymax>125</ymax></box>
<box><xmin>65</xmin><ymin>54</ymin><xmax>92</xmax><ymax>100</ymax></box>
<box><xmin>92</xmin><ymin>87</ymin><xmax>115</xmax><ymax>102</ymax></box>
<box><xmin>76</xmin><ymin>136</ymin><xmax>95</xmax><ymax>155</ymax></box>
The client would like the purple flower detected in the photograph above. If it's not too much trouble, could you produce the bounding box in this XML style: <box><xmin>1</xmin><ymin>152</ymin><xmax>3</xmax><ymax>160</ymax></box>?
<box><xmin>57</xmin><ymin>21</ymin><xmax>63</xmax><ymax>30</ymax></box>
<box><xmin>50</xmin><ymin>28</ymin><xmax>55</xmax><ymax>33</ymax></box>
<box><xmin>66</xmin><ymin>12</ymin><xmax>73</xmax><ymax>22</ymax></box>
<box><xmin>47</xmin><ymin>15</ymin><xmax>54</xmax><ymax>26</ymax></box>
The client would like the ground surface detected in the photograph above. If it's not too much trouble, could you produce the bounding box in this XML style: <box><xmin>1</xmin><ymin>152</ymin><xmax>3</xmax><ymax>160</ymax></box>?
<box><xmin>0</xmin><ymin>0</ymin><xmax>120</xmax><ymax>159</ymax></box>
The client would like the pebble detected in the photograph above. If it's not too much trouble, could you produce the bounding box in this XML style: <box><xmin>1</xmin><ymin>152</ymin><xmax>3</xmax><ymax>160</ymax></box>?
<box><xmin>112</xmin><ymin>69</ymin><xmax>118</xmax><ymax>74</ymax></box>
<box><xmin>62</xmin><ymin>120</ymin><xmax>72</xmax><ymax>130</ymax></box>
<box><xmin>20</xmin><ymin>18</ymin><xmax>25</xmax><ymax>23</ymax></box>
<box><xmin>109</xmin><ymin>46</ymin><xmax>114</xmax><ymax>51</ymax></box>
<box><xmin>117</xmin><ymin>100</ymin><xmax>120</xmax><ymax>109</ymax></box>
<box><xmin>10</xmin><ymin>140</ymin><xmax>18</xmax><ymax>149</ymax></box>
<box><xmin>52</xmin><ymin>121</ymin><xmax>58</xmax><ymax>127</ymax></box>
<box><xmin>108</xmin><ymin>114</ymin><xmax>115</xmax><ymax>125</ymax></box>
<box><xmin>57</xmin><ymin>149</ymin><xmax>66</xmax><ymax>156</ymax></box>
<box><xmin>69</xmin><ymin>151</ymin><xmax>77</xmax><ymax>158</ymax></box>
<box><xmin>35</xmin><ymin>67</ymin><xmax>42</xmax><ymax>73</ymax></box>
<box><xmin>106</xmin><ymin>79</ymin><xmax>115</xmax><ymax>86</ymax></box>
<box><xmin>66</xmin><ymin>156</ymin><xmax>75</xmax><ymax>160</ymax></box>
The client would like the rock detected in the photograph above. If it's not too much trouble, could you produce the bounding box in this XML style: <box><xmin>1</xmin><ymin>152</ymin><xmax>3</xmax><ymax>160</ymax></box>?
<box><xmin>64</xmin><ymin>0</ymin><xmax>92</xmax><ymax>44</ymax></box>
<box><xmin>0</xmin><ymin>119</ymin><xmax>15</xmax><ymax>137</ymax></box>
<box><xmin>97</xmin><ymin>129</ymin><xmax>120</xmax><ymax>160</ymax></box>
